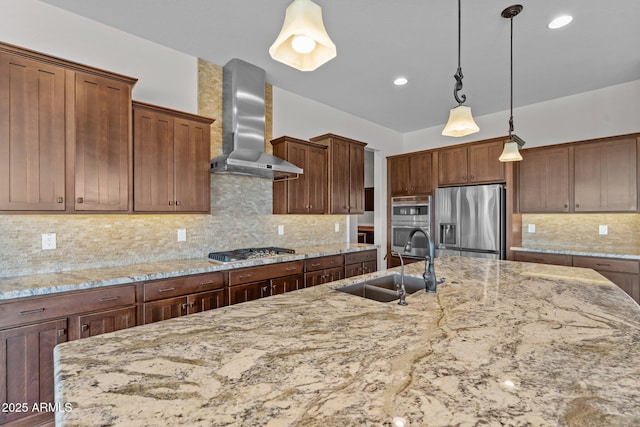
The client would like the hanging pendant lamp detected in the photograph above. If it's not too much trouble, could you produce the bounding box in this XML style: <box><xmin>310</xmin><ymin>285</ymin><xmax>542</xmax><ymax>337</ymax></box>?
<box><xmin>442</xmin><ymin>0</ymin><xmax>479</xmax><ymax>137</ymax></box>
<box><xmin>269</xmin><ymin>0</ymin><xmax>336</xmax><ymax>72</ymax></box>
<box><xmin>499</xmin><ymin>4</ymin><xmax>526</xmax><ymax>162</ymax></box>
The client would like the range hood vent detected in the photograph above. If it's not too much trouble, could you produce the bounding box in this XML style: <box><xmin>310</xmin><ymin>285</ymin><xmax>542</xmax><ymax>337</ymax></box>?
<box><xmin>210</xmin><ymin>58</ymin><xmax>303</xmax><ymax>179</ymax></box>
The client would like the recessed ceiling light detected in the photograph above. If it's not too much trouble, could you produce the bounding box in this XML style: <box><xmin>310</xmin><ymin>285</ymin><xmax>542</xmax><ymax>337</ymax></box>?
<box><xmin>548</xmin><ymin>15</ymin><xmax>573</xmax><ymax>29</ymax></box>
<box><xmin>393</xmin><ymin>77</ymin><xmax>408</xmax><ymax>86</ymax></box>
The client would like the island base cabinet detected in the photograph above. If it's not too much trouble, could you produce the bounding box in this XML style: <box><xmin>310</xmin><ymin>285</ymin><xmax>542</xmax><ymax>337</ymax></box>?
<box><xmin>189</xmin><ymin>289</ymin><xmax>226</xmax><ymax>313</ymax></box>
<box><xmin>270</xmin><ymin>274</ymin><xmax>304</xmax><ymax>296</ymax></box>
<box><xmin>228</xmin><ymin>282</ymin><xmax>264</xmax><ymax>305</ymax></box>
<box><xmin>344</xmin><ymin>250</ymin><xmax>378</xmax><ymax>278</ymax></box>
<box><xmin>0</xmin><ymin>319</ymin><xmax>67</xmax><ymax>426</ymax></box>
<box><xmin>68</xmin><ymin>306</ymin><xmax>136</xmax><ymax>340</ymax></box>
<box><xmin>305</xmin><ymin>267</ymin><xmax>343</xmax><ymax>287</ymax></box>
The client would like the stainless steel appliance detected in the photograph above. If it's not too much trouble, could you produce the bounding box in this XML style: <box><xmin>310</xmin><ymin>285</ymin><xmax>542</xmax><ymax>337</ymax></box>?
<box><xmin>435</xmin><ymin>184</ymin><xmax>505</xmax><ymax>259</ymax></box>
<box><xmin>208</xmin><ymin>247</ymin><xmax>295</xmax><ymax>263</ymax></box>
<box><xmin>390</xmin><ymin>195</ymin><xmax>432</xmax><ymax>258</ymax></box>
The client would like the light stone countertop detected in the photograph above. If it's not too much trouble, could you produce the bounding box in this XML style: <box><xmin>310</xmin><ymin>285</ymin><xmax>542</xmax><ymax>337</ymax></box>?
<box><xmin>511</xmin><ymin>246</ymin><xmax>640</xmax><ymax>260</ymax></box>
<box><xmin>0</xmin><ymin>244</ymin><xmax>377</xmax><ymax>300</ymax></box>
<box><xmin>54</xmin><ymin>256</ymin><xmax>640</xmax><ymax>426</ymax></box>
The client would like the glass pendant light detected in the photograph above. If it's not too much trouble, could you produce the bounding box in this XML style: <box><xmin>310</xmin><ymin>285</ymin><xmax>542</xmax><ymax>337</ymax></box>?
<box><xmin>269</xmin><ymin>0</ymin><xmax>336</xmax><ymax>72</ymax></box>
<box><xmin>499</xmin><ymin>4</ymin><xmax>526</xmax><ymax>162</ymax></box>
<box><xmin>442</xmin><ymin>0</ymin><xmax>479</xmax><ymax>137</ymax></box>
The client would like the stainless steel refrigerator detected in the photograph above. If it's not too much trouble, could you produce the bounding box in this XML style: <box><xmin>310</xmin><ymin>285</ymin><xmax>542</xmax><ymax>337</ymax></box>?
<box><xmin>435</xmin><ymin>184</ymin><xmax>506</xmax><ymax>259</ymax></box>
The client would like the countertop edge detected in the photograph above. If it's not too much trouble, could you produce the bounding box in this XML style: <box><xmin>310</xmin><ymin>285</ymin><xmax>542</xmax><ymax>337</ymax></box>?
<box><xmin>510</xmin><ymin>246</ymin><xmax>640</xmax><ymax>261</ymax></box>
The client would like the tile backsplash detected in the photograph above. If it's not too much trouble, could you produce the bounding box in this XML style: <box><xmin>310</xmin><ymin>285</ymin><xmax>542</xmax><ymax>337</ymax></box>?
<box><xmin>0</xmin><ymin>175</ymin><xmax>347</xmax><ymax>277</ymax></box>
<box><xmin>521</xmin><ymin>213</ymin><xmax>640</xmax><ymax>252</ymax></box>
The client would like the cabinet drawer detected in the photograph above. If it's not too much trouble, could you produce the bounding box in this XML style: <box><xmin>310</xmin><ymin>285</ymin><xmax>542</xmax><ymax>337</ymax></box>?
<box><xmin>512</xmin><ymin>252</ymin><xmax>572</xmax><ymax>266</ymax></box>
<box><xmin>229</xmin><ymin>261</ymin><xmax>304</xmax><ymax>286</ymax></box>
<box><xmin>0</xmin><ymin>285</ymin><xmax>136</xmax><ymax>329</ymax></box>
<box><xmin>306</xmin><ymin>255</ymin><xmax>344</xmax><ymax>272</ymax></box>
<box><xmin>144</xmin><ymin>271</ymin><xmax>225</xmax><ymax>302</ymax></box>
<box><xmin>572</xmin><ymin>256</ymin><xmax>639</xmax><ymax>274</ymax></box>
<box><xmin>344</xmin><ymin>250</ymin><xmax>377</xmax><ymax>265</ymax></box>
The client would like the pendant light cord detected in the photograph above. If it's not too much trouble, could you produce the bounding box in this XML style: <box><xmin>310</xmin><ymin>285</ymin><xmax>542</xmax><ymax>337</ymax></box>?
<box><xmin>509</xmin><ymin>15</ymin><xmax>514</xmax><ymax>138</ymax></box>
<box><xmin>453</xmin><ymin>0</ymin><xmax>466</xmax><ymax>105</ymax></box>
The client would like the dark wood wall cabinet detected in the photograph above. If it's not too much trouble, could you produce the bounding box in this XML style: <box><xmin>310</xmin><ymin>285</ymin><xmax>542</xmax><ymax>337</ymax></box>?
<box><xmin>310</xmin><ymin>134</ymin><xmax>367</xmax><ymax>214</ymax></box>
<box><xmin>518</xmin><ymin>135</ymin><xmax>638</xmax><ymax>213</ymax></box>
<box><xmin>512</xmin><ymin>251</ymin><xmax>640</xmax><ymax>304</ymax></box>
<box><xmin>0</xmin><ymin>42</ymin><xmax>137</xmax><ymax>213</ymax></box>
<box><xmin>272</xmin><ymin>136</ymin><xmax>328</xmax><ymax>214</ymax></box>
<box><xmin>132</xmin><ymin>102</ymin><xmax>214</xmax><ymax>213</ymax></box>
<box><xmin>388</xmin><ymin>151</ymin><xmax>432</xmax><ymax>197</ymax></box>
<box><xmin>437</xmin><ymin>139</ymin><xmax>505</xmax><ymax>187</ymax></box>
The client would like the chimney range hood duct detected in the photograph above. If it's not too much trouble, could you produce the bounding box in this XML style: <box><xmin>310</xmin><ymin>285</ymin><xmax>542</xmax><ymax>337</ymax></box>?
<box><xmin>210</xmin><ymin>58</ymin><xmax>303</xmax><ymax>179</ymax></box>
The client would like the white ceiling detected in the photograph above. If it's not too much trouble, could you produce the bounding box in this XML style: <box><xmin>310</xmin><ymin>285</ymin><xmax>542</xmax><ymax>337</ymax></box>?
<box><xmin>42</xmin><ymin>0</ymin><xmax>640</xmax><ymax>133</ymax></box>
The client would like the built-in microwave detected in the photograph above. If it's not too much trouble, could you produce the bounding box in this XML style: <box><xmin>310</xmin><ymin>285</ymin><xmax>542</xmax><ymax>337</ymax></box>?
<box><xmin>390</xmin><ymin>195</ymin><xmax>432</xmax><ymax>258</ymax></box>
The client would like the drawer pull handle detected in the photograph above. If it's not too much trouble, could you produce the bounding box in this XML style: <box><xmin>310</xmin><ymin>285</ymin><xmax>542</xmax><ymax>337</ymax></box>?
<box><xmin>310</xmin><ymin>263</ymin><xmax>321</xmax><ymax>267</ymax></box>
<box><xmin>19</xmin><ymin>308</ymin><xmax>45</xmax><ymax>316</ymax></box>
<box><xmin>285</xmin><ymin>267</ymin><xmax>297</xmax><ymax>271</ymax></box>
<box><xmin>98</xmin><ymin>296</ymin><xmax>120</xmax><ymax>302</ymax></box>
<box><xmin>238</xmin><ymin>274</ymin><xmax>253</xmax><ymax>279</ymax></box>
<box><xmin>81</xmin><ymin>324</ymin><xmax>89</xmax><ymax>332</ymax></box>
<box><xmin>595</xmin><ymin>263</ymin><xmax>610</xmax><ymax>267</ymax></box>
<box><xmin>158</xmin><ymin>287</ymin><xmax>176</xmax><ymax>293</ymax></box>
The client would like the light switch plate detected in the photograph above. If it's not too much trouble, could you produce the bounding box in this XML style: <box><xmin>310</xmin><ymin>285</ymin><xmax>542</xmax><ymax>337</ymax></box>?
<box><xmin>42</xmin><ymin>233</ymin><xmax>56</xmax><ymax>250</ymax></box>
<box><xmin>598</xmin><ymin>225</ymin><xmax>608</xmax><ymax>235</ymax></box>
<box><xmin>527</xmin><ymin>224</ymin><xmax>535</xmax><ymax>233</ymax></box>
<box><xmin>278</xmin><ymin>225</ymin><xmax>284</xmax><ymax>235</ymax></box>
<box><xmin>177</xmin><ymin>229</ymin><xmax>187</xmax><ymax>242</ymax></box>
<box><xmin>335</xmin><ymin>223</ymin><xmax>340</xmax><ymax>232</ymax></box>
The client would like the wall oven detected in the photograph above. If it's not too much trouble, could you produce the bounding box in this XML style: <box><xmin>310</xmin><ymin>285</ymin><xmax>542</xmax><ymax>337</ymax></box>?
<box><xmin>390</xmin><ymin>195</ymin><xmax>432</xmax><ymax>258</ymax></box>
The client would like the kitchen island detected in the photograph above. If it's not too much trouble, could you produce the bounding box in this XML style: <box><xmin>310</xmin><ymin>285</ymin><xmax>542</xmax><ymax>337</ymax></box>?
<box><xmin>54</xmin><ymin>256</ymin><xmax>640</xmax><ymax>426</ymax></box>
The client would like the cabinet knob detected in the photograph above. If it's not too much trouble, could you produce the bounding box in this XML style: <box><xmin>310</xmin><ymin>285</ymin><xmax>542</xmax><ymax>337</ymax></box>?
<box><xmin>462</xmin><ymin>176</ymin><xmax>467</xmax><ymax>180</ymax></box>
<box><xmin>58</xmin><ymin>329</ymin><xmax>67</xmax><ymax>337</ymax></box>
<box><xmin>576</xmin><ymin>204</ymin><xmax>580</xmax><ymax>208</ymax></box>
<box><xmin>564</xmin><ymin>204</ymin><xmax>568</xmax><ymax>208</ymax></box>
<box><xmin>57</xmin><ymin>197</ymin><xmax>64</xmax><ymax>203</ymax></box>
<box><xmin>175</xmin><ymin>200</ymin><xmax>181</xmax><ymax>206</ymax></box>
<box><xmin>77</xmin><ymin>197</ymin><xmax>84</xmax><ymax>204</ymax></box>
<box><xmin>169</xmin><ymin>200</ymin><xmax>174</xmax><ymax>206</ymax></box>
<box><xmin>81</xmin><ymin>324</ymin><xmax>89</xmax><ymax>333</ymax></box>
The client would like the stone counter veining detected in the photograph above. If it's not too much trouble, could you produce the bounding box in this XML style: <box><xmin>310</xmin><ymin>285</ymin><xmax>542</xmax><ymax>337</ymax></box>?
<box><xmin>0</xmin><ymin>244</ymin><xmax>377</xmax><ymax>300</ymax></box>
<box><xmin>54</xmin><ymin>256</ymin><xmax>640</xmax><ymax>426</ymax></box>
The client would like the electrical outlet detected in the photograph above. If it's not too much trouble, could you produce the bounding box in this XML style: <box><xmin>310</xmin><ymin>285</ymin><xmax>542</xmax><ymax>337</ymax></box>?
<box><xmin>42</xmin><ymin>233</ymin><xmax>56</xmax><ymax>250</ymax></box>
<box><xmin>598</xmin><ymin>225</ymin><xmax>608</xmax><ymax>235</ymax></box>
<box><xmin>335</xmin><ymin>223</ymin><xmax>340</xmax><ymax>232</ymax></box>
<box><xmin>527</xmin><ymin>224</ymin><xmax>535</xmax><ymax>233</ymax></box>
<box><xmin>278</xmin><ymin>225</ymin><xmax>284</xmax><ymax>235</ymax></box>
<box><xmin>177</xmin><ymin>229</ymin><xmax>187</xmax><ymax>242</ymax></box>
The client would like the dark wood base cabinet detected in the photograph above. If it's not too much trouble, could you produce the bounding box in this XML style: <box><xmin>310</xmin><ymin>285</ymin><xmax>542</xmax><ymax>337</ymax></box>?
<box><xmin>305</xmin><ymin>254</ymin><xmax>344</xmax><ymax>287</ymax></box>
<box><xmin>344</xmin><ymin>250</ymin><xmax>377</xmax><ymax>278</ymax></box>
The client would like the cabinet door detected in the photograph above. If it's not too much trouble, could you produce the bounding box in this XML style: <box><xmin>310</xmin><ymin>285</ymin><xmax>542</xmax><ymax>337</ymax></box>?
<box><xmin>307</xmin><ymin>145</ymin><xmax>327</xmax><ymax>214</ymax></box>
<box><xmin>438</xmin><ymin>146</ymin><xmax>468</xmax><ymax>186</ymax></box>
<box><xmin>271</xmin><ymin>274</ymin><xmax>304</xmax><ymax>295</ymax></box>
<box><xmin>228</xmin><ymin>282</ymin><xmax>263</xmax><ymax>305</ymax></box>
<box><xmin>69</xmin><ymin>306</ymin><xmax>136</xmax><ymax>340</ymax></box>
<box><xmin>330</xmin><ymin>139</ymin><xmax>351</xmax><ymax>214</ymax></box>
<box><xmin>408</xmin><ymin>152</ymin><xmax>432</xmax><ymax>195</ymax></box>
<box><xmin>344</xmin><ymin>263</ymin><xmax>362</xmax><ymax>278</ymax></box>
<box><xmin>287</xmin><ymin>142</ymin><xmax>310</xmax><ymax>214</ymax></box>
<box><xmin>74</xmin><ymin>71</ymin><xmax>131</xmax><ymax>211</ymax></box>
<box><xmin>518</xmin><ymin>147</ymin><xmax>570</xmax><ymax>212</ymax></box>
<box><xmin>188</xmin><ymin>289</ymin><xmax>226</xmax><ymax>313</ymax></box>
<box><xmin>0</xmin><ymin>52</ymin><xmax>66</xmax><ymax>211</ymax></box>
<box><xmin>574</xmin><ymin>138</ymin><xmax>637</xmax><ymax>212</ymax></box>
<box><xmin>173</xmin><ymin>118</ymin><xmax>211</xmax><ymax>212</ymax></box>
<box><xmin>133</xmin><ymin>107</ymin><xmax>175</xmax><ymax>212</ymax></box>
<box><xmin>143</xmin><ymin>296</ymin><xmax>187</xmax><ymax>324</ymax></box>
<box><xmin>304</xmin><ymin>271</ymin><xmax>325</xmax><ymax>288</ymax></box>
<box><xmin>0</xmin><ymin>319</ymin><xmax>67</xmax><ymax>425</ymax></box>
<box><xmin>468</xmin><ymin>140</ymin><xmax>505</xmax><ymax>183</ymax></box>
<box><xmin>599</xmin><ymin>271</ymin><xmax>640</xmax><ymax>304</ymax></box>
<box><xmin>349</xmin><ymin>142</ymin><xmax>365</xmax><ymax>213</ymax></box>
<box><xmin>388</xmin><ymin>156</ymin><xmax>410</xmax><ymax>196</ymax></box>
<box><xmin>325</xmin><ymin>267</ymin><xmax>344</xmax><ymax>283</ymax></box>
<box><xmin>362</xmin><ymin>260</ymin><xmax>377</xmax><ymax>275</ymax></box>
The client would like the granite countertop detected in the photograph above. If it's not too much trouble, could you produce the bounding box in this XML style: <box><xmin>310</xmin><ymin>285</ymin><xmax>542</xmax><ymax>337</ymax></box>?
<box><xmin>54</xmin><ymin>256</ymin><xmax>640</xmax><ymax>426</ymax></box>
<box><xmin>511</xmin><ymin>246</ymin><xmax>640</xmax><ymax>261</ymax></box>
<box><xmin>0</xmin><ymin>243</ymin><xmax>377</xmax><ymax>301</ymax></box>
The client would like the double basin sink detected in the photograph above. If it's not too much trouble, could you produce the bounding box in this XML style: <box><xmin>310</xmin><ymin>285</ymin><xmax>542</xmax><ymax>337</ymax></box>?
<box><xmin>334</xmin><ymin>274</ymin><xmax>425</xmax><ymax>303</ymax></box>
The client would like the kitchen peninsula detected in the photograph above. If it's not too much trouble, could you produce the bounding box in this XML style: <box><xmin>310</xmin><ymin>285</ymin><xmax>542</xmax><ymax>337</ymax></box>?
<box><xmin>54</xmin><ymin>257</ymin><xmax>640</xmax><ymax>426</ymax></box>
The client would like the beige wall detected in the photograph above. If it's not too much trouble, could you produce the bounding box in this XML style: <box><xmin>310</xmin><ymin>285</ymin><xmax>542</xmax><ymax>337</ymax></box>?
<box><xmin>521</xmin><ymin>213</ymin><xmax>640</xmax><ymax>253</ymax></box>
<box><xmin>0</xmin><ymin>59</ymin><xmax>347</xmax><ymax>278</ymax></box>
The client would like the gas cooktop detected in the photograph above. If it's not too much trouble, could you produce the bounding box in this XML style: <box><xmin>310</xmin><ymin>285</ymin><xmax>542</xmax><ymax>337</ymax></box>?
<box><xmin>208</xmin><ymin>247</ymin><xmax>296</xmax><ymax>263</ymax></box>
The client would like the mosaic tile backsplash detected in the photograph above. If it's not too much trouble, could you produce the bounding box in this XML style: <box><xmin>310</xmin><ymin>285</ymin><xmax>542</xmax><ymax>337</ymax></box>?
<box><xmin>521</xmin><ymin>213</ymin><xmax>640</xmax><ymax>252</ymax></box>
<box><xmin>0</xmin><ymin>175</ymin><xmax>347</xmax><ymax>277</ymax></box>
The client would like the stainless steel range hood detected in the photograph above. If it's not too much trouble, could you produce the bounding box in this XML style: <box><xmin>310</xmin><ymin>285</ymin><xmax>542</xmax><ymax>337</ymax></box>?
<box><xmin>210</xmin><ymin>58</ymin><xmax>303</xmax><ymax>179</ymax></box>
